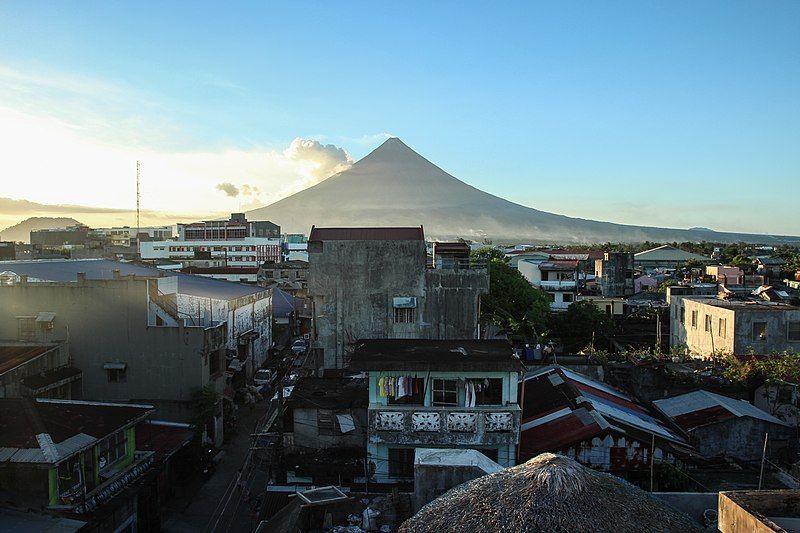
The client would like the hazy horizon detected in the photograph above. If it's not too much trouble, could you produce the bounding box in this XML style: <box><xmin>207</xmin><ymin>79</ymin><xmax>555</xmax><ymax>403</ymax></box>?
<box><xmin>1</xmin><ymin>2</ymin><xmax>798</xmax><ymax>234</ymax></box>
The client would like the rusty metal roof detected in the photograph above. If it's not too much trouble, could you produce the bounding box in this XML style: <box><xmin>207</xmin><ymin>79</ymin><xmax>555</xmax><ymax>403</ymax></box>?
<box><xmin>309</xmin><ymin>226</ymin><xmax>424</xmax><ymax>241</ymax></box>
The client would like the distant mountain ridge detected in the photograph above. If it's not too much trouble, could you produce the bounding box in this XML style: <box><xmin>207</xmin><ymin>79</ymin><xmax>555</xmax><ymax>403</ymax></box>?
<box><xmin>0</xmin><ymin>217</ymin><xmax>82</xmax><ymax>243</ymax></box>
<box><xmin>245</xmin><ymin>138</ymin><xmax>795</xmax><ymax>244</ymax></box>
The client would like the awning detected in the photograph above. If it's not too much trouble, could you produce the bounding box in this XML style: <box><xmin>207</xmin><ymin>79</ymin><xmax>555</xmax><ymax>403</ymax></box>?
<box><xmin>336</xmin><ymin>413</ymin><xmax>355</xmax><ymax>433</ymax></box>
<box><xmin>103</xmin><ymin>362</ymin><xmax>127</xmax><ymax>370</ymax></box>
<box><xmin>36</xmin><ymin>312</ymin><xmax>56</xmax><ymax>323</ymax></box>
<box><xmin>237</xmin><ymin>330</ymin><xmax>259</xmax><ymax>344</ymax></box>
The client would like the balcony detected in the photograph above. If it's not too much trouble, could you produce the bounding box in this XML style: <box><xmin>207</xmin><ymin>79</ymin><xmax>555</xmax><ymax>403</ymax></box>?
<box><xmin>368</xmin><ymin>404</ymin><xmax>520</xmax><ymax>446</ymax></box>
<box><xmin>66</xmin><ymin>451</ymin><xmax>154</xmax><ymax>514</ymax></box>
<box><xmin>538</xmin><ymin>280</ymin><xmax>576</xmax><ymax>291</ymax></box>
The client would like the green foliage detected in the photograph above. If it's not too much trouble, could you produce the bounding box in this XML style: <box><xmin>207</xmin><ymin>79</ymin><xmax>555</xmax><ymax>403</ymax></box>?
<box><xmin>471</xmin><ymin>247</ymin><xmax>550</xmax><ymax>338</ymax></box>
<box><xmin>548</xmin><ymin>300</ymin><xmax>612</xmax><ymax>353</ymax></box>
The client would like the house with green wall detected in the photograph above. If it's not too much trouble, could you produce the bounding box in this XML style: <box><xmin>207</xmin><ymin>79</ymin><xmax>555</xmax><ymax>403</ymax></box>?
<box><xmin>0</xmin><ymin>398</ymin><xmax>155</xmax><ymax>531</ymax></box>
<box><xmin>351</xmin><ymin>339</ymin><xmax>522</xmax><ymax>483</ymax></box>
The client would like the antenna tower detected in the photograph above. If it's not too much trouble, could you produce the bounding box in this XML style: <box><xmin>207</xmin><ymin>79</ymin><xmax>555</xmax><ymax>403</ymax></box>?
<box><xmin>136</xmin><ymin>161</ymin><xmax>141</xmax><ymax>248</ymax></box>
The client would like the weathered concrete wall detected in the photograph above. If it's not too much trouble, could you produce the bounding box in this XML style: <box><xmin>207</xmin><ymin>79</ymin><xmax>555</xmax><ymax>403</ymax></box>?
<box><xmin>292</xmin><ymin>407</ymin><xmax>367</xmax><ymax>449</ymax></box>
<box><xmin>0</xmin><ymin>280</ymin><xmax>225</xmax><ymax>421</ymax></box>
<box><xmin>309</xmin><ymin>239</ymin><xmax>486</xmax><ymax>368</ymax></box>
<box><xmin>691</xmin><ymin>418</ymin><xmax>794</xmax><ymax>462</ymax></box>
<box><xmin>676</xmin><ymin>298</ymin><xmax>736</xmax><ymax>357</ymax></box>
<box><xmin>734</xmin><ymin>308</ymin><xmax>800</xmax><ymax>355</ymax></box>
<box><xmin>719</xmin><ymin>490</ymin><xmax>800</xmax><ymax>533</ymax></box>
<box><xmin>413</xmin><ymin>464</ymin><xmax>492</xmax><ymax>512</ymax></box>
<box><xmin>654</xmin><ymin>492</ymin><xmax>718</xmax><ymax>524</ymax></box>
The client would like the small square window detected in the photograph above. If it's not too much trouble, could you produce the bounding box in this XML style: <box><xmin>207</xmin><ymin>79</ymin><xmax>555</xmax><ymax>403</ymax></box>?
<box><xmin>393</xmin><ymin>307</ymin><xmax>415</xmax><ymax>324</ymax></box>
<box><xmin>432</xmin><ymin>379</ymin><xmax>458</xmax><ymax>406</ymax></box>
<box><xmin>752</xmin><ymin>322</ymin><xmax>767</xmax><ymax>341</ymax></box>
<box><xmin>788</xmin><ymin>321</ymin><xmax>800</xmax><ymax>342</ymax></box>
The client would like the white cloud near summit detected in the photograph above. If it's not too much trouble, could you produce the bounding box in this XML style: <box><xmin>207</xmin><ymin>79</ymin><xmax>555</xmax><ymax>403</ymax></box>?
<box><xmin>283</xmin><ymin>138</ymin><xmax>353</xmax><ymax>184</ymax></box>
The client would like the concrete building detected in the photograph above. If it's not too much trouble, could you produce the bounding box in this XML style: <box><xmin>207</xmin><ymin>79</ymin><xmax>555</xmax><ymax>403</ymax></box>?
<box><xmin>308</xmin><ymin>227</ymin><xmax>488</xmax><ymax>369</ymax></box>
<box><xmin>0</xmin><ymin>241</ymin><xmax>15</xmax><ymax>260</ymax></box>
<box><xmin>719</xmin><ymin>490</ymin><xmax>800</xmax><ymax>533</ymax></box>
<box><xmin>670</xmin><ymin>296</ymin><xmax>800</xmax><ymax>358</ymax></box>
<box><xmin>350</xmin><ymin>339</ymin><xmax>521</xmax><ymax>483</ymax></box>
<box><xmin>653</xmin><ymin>390</ymin><xmax>793</xmax><ymax>462</ymax></box>
<box><xmin>706</xmin><ymin>265</ymin><xmax>745</xmax><ymax>286</ymax></box>
<box><xmin>0</xmin><ymin>259</ymin><xmax>272</xmax><ymax>442</ymax></box>
<box><xmin>634</xmin><ymin>245</ymin><xmax>711</xmax><ymax>271</ymax></box>
<box><xmin>30</xmin><ymin>225</ymin><xmax>89</xmax><ymax>248</ymax></box>
<box><xmin>518</xmin><ymin>258</ymin><xmax>578</xmax><ymax>311</ymax></box>
<box><xmin>0</xmin><ymin>398</ymin><xmax>157</xmax><ymax>531</ymax></box>
<box><xmin>0</xmin><ymin>341</ymin><xmax>81</xmax><ymax>399</ymax></box>
<box><xmin>595</xmin><ymin>252</ymin><xmax>635</xmax><ymax>298</ymax></box>
<box><xmin>258</xmin><ymin>259</ymin><xmax>309</xmax><ymax>296</ymax></box>
<box><xmin>140</xmin><ymin>213</ymin><xmax>281</xmax><ymax>269</ymax></box>
<box><xmin>92</xmin><ymin>225</ymin><xmax>174</xmax><ymax>247</ymax></box>
<box><xmin>753</xmin><ymin>256</ymin><xmax>785</xmax><ymax>281</ymax></box>
<box><xmin>283</xmin><ymin>376</ymin><xmax>368</xmax><ymax>484</ymax></box>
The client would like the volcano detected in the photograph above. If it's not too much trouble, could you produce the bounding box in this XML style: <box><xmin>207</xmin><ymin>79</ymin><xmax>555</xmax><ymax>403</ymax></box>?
<box><xmin>247</xmin><ymin>138</ymin><xmax>795</xmax><ymax>244</ymax></box>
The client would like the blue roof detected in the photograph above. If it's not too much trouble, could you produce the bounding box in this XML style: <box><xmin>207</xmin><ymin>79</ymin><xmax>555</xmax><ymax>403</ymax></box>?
<box><xmin>272</xmin><ymin>287</ymin><xmax>301</xmax><ymax>318</ymax></box>
<box><xmin>0</xmin><ymin>259</ymin><xmax>266</xmax><ymax>300</ymax></box>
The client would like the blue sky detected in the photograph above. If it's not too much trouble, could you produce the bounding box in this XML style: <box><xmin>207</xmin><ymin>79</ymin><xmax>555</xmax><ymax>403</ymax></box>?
<box><xmin>0</xmin><ymin>1</ymin><xmax>798</xmax><ymax>234</ymax></box>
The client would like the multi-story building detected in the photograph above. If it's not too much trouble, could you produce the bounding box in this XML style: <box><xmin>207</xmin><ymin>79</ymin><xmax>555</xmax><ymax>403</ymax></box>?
<box><xmin>0</xmin><ymin>398</ymin><xmax>157</xmax><ymax>531</ymax></box>
<box><xmin>517</xmin><ymin>258</ymin><xmax>578</xmax><ymax>310</ymax></box>
<box><xmin>140</xmin><ymin>213</ymin><xmax>281</xmax><ymax>268</ymax></box>
<box><xmin>595</xmin><ymin>252</ymin><xmax>635</xmax><ymax>297</ymax></box>
<box><xmin>258</xmin><ymin>259</ymin><xmax>309</xmax><ymax>296</ymax></box>
<box><xmin>92</xmin><ymin>225</ymin><xmax>174</xmax><ymax>247</ymax></box>
<box><xmin>0</xmin><ymin>259</ymin><xmax>272</xmax><ymax>444</ymax></box>
<box><xmin>670</xmin><ymin>296</ymin><xmax>800</xmax><ymax>358</ymax></box>
<box><xmin>308</xmin><ymin>227</ymin><xmax>489</xmax><ymax>369</ymax></box>
<box><xmin>0</xmin><ymin>241</ymin><xmax>15</xmax><ymax>260</ymax></box>
<box><xmin>351</xmin><ymin>339</ymin><xmax>521</xmax><ymax>483</ymax></box>
<box><xmin>30</xmin><ymin>225</ymin><xmax>89</xmax><ymax>248</ymax></box>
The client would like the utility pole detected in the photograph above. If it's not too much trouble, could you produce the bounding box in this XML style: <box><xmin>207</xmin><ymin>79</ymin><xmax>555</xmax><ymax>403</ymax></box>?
<box><xmin>136</xmin><ymin>161</ymin><xmax>141</xmax><ymax>252</ymax></box>
<box><xmin>650</xmin><ymin>433</ymin><xmax>655</xmax><ymax>491</ymax></box>
<box><xmin>759</xmin><ymin>433</ymin><xmax>769</xmax><ymax>490</ymax></box>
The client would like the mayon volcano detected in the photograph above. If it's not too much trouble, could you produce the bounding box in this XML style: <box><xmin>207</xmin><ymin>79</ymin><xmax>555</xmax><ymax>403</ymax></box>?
<box><xmin>247</xmin><ymin>138</ymin><xmax>794</xmax><ymax>244</ymax></box>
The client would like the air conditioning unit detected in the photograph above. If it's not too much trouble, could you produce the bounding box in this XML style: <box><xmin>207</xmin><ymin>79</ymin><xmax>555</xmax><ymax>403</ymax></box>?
<box><xmin>393</xmin><ymin>297</ymin><xmax>417</xmax><ymax>309</ymax></box>
<box><xmin>303</xmin><ymin>333</ymin><xmax>310</xmax><ymax>340</ymax></box>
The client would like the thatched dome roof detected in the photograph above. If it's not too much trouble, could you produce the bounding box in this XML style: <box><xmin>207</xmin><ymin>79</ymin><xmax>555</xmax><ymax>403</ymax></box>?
<box><xmin>399</xmin><ymin>453</ymin><xmax>702</xmax><ymax>533</ymax></box>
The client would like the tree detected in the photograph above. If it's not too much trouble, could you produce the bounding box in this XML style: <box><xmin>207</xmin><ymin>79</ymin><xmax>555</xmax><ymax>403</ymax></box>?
<box><xmin>548</xmin><ymin>300</ymin><xmax>612</xmax><ymax>353</ymax></box>
<box><xmin>471</xmin><ymin>247</ymin><xmax>550</xmax><ymax>339</ymax></box>
<box><xmin>190</xmin><ymin>384</ymin><xmax>219</xmax><ymax>433</ymax></box>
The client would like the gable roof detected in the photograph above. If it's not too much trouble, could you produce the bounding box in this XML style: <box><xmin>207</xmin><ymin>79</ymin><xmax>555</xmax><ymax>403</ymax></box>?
<box><xmin>519</xmin><ymin>366</ymin><xmax>689</xmax><ymax>459</ymax></box>
<box><xmin>309</xmin><ymin>226</ymin><xmax>424</xmax><ymax>241</ymax></box>
<box><xmin>653</xmin><ymin>390</ymin><xmax>788</xmax><ymax>431</ymax></box>
<box><xmin>634</xmin><ymin>245</ymin><xmax>710</xmax><ymax>262</ymax></box>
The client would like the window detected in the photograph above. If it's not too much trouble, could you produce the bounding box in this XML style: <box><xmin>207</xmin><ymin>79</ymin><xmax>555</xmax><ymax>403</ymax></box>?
<box><xmin>789</xmin><ymin>321</ymin><xmax>800</xmax><ymax>342</ymax></box>
<box><xmin>474</xmin><ymin>378</ymin><xmax>503</xmax><ymax>405</ymax></box>
<box><xmin>680</xmin><ymin>305</ymin><xmax>685</xmax><ymax>324</ymax></box>
<box><xmin>562</xmin><ymin>293</ymin><xmax>573</xmax><ymax>303</ymax></box>
<box><xmin>97</xmin><ymin>431</ymin><xmax>128</xmax><ymax>470</ymax></box>
<box><xmin>388</xmin><ymin>378</ymin><xmax>425</xmax><ymax>405</ymax></box>
<box><xmin>719</xmin><ymin>318</ymin><xmax>727</xmax><ymax>338</ymax></box>
<box><xmin>778</xmin><ymin>386</ymin><xmax>794</xmax><ymax>405</ymax></box>
<box><xmin>752</xmin><ymin>322</ymin><xmax>767</xmax><ymax>341</ymax></box>
<box><xmin>432</xmin><ymin>379</ymin><xmax>458</xmax><ymax>406</ymax></box>
<box><xmin>704</xmin><ymin>314</ymin><xmax>712</xmax><ymax>332</ymax></box>
<box><xmin>210</xmin><ymin>350</ymin><xmax>221</xmax><ymax>376</ymax></box>
<box><xmin>16</xmin><ymin>317</ymin><xmax>36</xmax><ymax>341</ymax></box>
<box><xmin>388</xmin><ymin>448</ymin><xmax>415</xmax><ymax>478</ymax></box>
<box><xmin>105</xmin><ymin>363</ymin><xmax>127</xmax><ymax>383</ymax></box>
<box><xmin>691</xmin><ymin>310</ymin><xmax>698</xmax><ymax>329</ymax></box>
<box><xmin>57</xmin><ymin>456</ymin><xmax>83</xmax><ymax>496</ymax></box>
<box><xmin>393</xmin><ymin>307</ymin><xmax>415</xmax><ymax>324</ymax></box>
<box><xmin>317</xmin><ymin>409</ymin><xmax>336</xmax><ymax>436</ymax></box>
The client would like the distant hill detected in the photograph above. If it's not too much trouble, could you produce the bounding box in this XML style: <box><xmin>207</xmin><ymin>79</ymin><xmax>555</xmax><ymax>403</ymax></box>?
<box><xmin>247</xmin><ymin>138</ymin><xmax>799</xmax><ymax>245</ymax></box>
<box><xmin>0</xmin><ymin>217</ymin><xmax>82</xmax><ymax>243</ymax></box>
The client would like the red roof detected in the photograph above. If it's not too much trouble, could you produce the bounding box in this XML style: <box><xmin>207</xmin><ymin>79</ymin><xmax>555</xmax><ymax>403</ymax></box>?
<box><xmin>671</xmin><ymin>406</ymin><xmax>737</xmax><ymax>431</ymax></box>
<box><xmin>309</xmin><ymin>226</ymin><xmax>424</xmax><ymax>241</ymax></box>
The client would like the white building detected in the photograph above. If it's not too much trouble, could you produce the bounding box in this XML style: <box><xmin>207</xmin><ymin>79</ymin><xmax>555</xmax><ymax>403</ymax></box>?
<box><xmin>93</xmin><ymin>226</ymin><xmax>174</xmax><ymax>247</ymax></box>
<box><xmin>517</xmin><ymin>258</ymin><xmax>578</xmax><ymax>311</ymax></box>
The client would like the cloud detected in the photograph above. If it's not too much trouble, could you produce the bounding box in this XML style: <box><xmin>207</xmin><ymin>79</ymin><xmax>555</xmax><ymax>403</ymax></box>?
<box><xmin>216</xmin><ymin>182</ymin><xmax>240</xmax><ymax>197</ymax></box>
<box><xmin>283</xmin><ymin>138</ymin><xmax>353</xmax><ymax>184</ymax></box>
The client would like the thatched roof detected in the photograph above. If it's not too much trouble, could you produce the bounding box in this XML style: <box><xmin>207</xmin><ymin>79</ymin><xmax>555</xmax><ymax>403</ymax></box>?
<box><xmin>399</xmin><ymin>453</ymin><xmax>702</xmax><ymax>533</ymax></box>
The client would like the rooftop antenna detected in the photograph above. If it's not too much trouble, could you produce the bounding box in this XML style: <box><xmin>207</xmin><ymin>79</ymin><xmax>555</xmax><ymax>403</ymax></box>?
<box><xmin>136</xmin><ymin>160</ymin><xmax>141</xmax><ymax>250</ymax></box>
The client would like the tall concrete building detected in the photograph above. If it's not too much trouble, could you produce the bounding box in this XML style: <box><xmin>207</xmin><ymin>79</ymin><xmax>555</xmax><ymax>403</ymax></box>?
<box><xmin>307</xmin><ymin>227</ymin><xmax>489</xmax><ymax>369</ymax></box>
<box><xmin>595</xmin><ymin>251</ymin><xmax>635</xmax><ymax>297</ymax></box>
<box><xmin>0</xmin><ymin>259</ymin><xmax>272</xmax><ymax>444</ymax></box>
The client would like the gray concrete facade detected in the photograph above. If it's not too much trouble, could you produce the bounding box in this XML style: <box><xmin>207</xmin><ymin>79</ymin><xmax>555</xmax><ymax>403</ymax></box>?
<box><xmin>308</xmin><ymin>236</ymin><xmax>488</xmax><ymax>369</ymax></box>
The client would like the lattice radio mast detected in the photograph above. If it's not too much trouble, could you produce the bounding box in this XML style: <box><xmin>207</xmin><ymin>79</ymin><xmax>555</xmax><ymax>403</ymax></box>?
<box><xmin>136</xmin><ymin>161</ymin><xmax>141</xmax><ymax>249</ymax></box>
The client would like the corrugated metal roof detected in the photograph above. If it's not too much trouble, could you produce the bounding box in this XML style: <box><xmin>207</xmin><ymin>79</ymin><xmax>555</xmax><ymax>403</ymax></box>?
<box><xmin>309</xmin><ymin>226</ymin><xmax>424</xmax><ymax>241</ymax></box>
<box><xmin>653</xmin><ymin>390</ymin><xmax>788</xmax><ymax>428</ymax></box>
<box><xmin>0</xmin><ymin>259</ymin><xmax>266</xmax><ymax>300</ymax></box>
